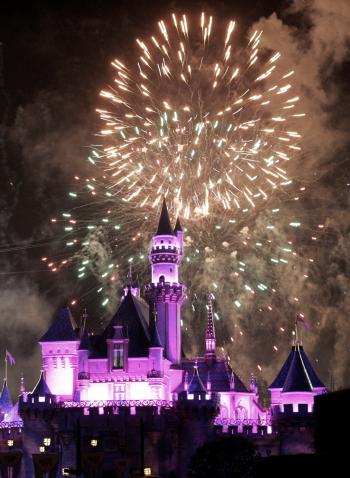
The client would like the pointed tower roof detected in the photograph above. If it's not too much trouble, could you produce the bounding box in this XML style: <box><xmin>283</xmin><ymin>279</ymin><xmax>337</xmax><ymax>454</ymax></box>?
<box><xmin>40</xmin><ymin>306</ymin><xmax>78</xmax><ymax>342</ymax></box>
<box><xmin>0</xmin><ymin>379</ymin><xmax>13</xmax><ymax>414</ymax></box>
<box><xmin>174</xmin><ymin>216</ymin><xmax>183</xmax><ymax>232</ymax></box>
<box><xmin>269</xmin><ymin>344</ymin><xmax>325</xmax><ymax>391</ymax></box>
<box><xmin>98</xmin><ymin>289</ymin><xmax>150</xmax><ymax>357</ymax></box>
<box><xmin>188</xmin><ymin>365</ymin><xmax>207</xmax><ymax>394</ymax></box>
<box><xmin>156</xmin><ymin>198</ymin><xmax>173</xmax><ymax>235</ymax></box>
<box><xmin>205</xmin><ymin>292</ymin><xmax>216</xmax><ymax>360</ymax></box>
<box><xmin>31</xmin><ymin>371</ymin><xmax>52</xmax><ymax>396</ymax></box>
<box><xmin>206</xmin><ymin>292</ymin><xmax>216</xmax><ymax>341</ymax></box>
<box><xmin>149</xmin><ymin>304</ymin><xmax>162</xmax><ymax>348</ymax></box>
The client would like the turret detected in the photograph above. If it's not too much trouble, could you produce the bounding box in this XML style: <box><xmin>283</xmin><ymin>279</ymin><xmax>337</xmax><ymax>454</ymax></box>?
<box><xmin>269</xmin><ymin>341</ymin><xmax>326</xmax><ymax>413</ymax></box>
<box><xmin>145</xmin><ymin>198</ymin><xmax>186</xmax><ymax>364</ymax></box>
<box><xmin>25</xmin><ymin>371</ymin><xmax>55</xmax><ymax>407</ymax></box>
<box><xmin>149</xmin><ymin>198</ymin><xmax>182</xmax><ymax>284</ymax></box>
<box><xmin>174</xmin><ymin>216</ymin><xmax>184</xmax><ymax>259</ymax></box>
<box><xmin>205</xmin><ymin>292</ymin><xmax>216</xmax><ymax>361</ymax></box>
<box><xmin>39</xmin><ymin>306</ymin><xmax>80</xmax><ymax>399</ymax></box>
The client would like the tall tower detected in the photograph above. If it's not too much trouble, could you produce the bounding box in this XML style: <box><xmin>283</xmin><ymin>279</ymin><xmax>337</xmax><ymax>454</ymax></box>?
<box><xmin>205</xmin><ymin>292</ymin><xmax>216</xmax><ymax>361</ymax></box>
<box><xmin>145</xmin><ymin>199</ymin><xmax>185</xmax><ymax>364</ymax></box>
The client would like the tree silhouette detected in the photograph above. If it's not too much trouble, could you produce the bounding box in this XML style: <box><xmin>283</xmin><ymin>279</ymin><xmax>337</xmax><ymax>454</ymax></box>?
<box><xmin>188</xmin><ymin>436</ymin><xmax>255</xmax><ymax>478</ymax></box>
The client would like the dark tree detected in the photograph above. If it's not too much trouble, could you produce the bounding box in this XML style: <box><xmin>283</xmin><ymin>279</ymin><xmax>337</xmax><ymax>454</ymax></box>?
<box><xmin>188</xmin><ymin>436</ymin><xmax>255</xmax><ymax>478</ymax></box>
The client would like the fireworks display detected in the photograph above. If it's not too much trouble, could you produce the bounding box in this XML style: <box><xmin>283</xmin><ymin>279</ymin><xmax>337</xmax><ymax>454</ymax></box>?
<box><xmin>97</xmin><ymin>13</ymin><xmax>303</xmax><ymax>217</ymax></box>
<box><xmin>44</xmin><ymin>13</ymin><xmax>326</xmax><ymax>367</ymax></box>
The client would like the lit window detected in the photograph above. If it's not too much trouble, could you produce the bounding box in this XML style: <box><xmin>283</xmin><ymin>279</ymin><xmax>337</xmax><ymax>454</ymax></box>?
<box><xmin>90</xmin><ymin>439</ymin><xmax>98</xmax><ymax>447</ymax></box>
<box><xmin>113</xmin><ymin>344</ymin><xmax>124</xmax><ymax>369</ymax></box>
<box><xmin>7</xmin><ymin>439</ymin><xmax>14</xmax><ymax>448</ymax></box>
<box><xmin>114</xmin><ymin>384</ymin><xmax>126</xmax><ymax>401</ymax></box>
<box><xmin>43</xmin><ymin>437</ymin><xmax>51</xmax><ymax>447</ymax></box>
<box><xmin>144</xmin><ymin>468</ymin><xmax>152</xmax><ymax>476</ymax></box>
<box><xmin>39</xmin><ymin>446</ymin><xmax>45</xmax><ymax>453</ymax></box>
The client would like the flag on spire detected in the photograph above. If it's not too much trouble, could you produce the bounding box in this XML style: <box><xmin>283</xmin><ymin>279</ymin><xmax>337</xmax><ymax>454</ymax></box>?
<box><xmin>295</xmin><ymin>313</ymin><xmax>310</xmax><ymax>329</ymax></box>
<box><xmin>5</xmin><ymin>350</ymin><xmax>15</xmax><ymax>366</ymax></box>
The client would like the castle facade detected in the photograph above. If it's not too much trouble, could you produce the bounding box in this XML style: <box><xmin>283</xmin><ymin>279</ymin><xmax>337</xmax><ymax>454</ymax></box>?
<box><xmin>0</xmin><ymin>200</ymin><xmax>326</xmax><ymax>477</ymax></box>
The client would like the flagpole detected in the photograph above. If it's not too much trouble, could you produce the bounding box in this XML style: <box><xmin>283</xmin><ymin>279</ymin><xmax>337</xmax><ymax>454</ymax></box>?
<box><xmin>5</xmin><ymin>353</ymin><xmax>7</xmax><ymax>383</ymax></box>
<box><xmin>294</xmin><ymin>318</ymin><xmax>299</xmax><ymax>346</ymax></box>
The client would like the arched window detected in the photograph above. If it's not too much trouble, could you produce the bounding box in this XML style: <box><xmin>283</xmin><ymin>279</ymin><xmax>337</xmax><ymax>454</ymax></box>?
<box><xmin>235</xmin><ymin>404</ymin><xmax>247</xmax><ymax>420</ymax></box>
<box><xmin>113</xmin><ymin>344</ymin><xmax>124</xmax><ymax>369</ymax></box>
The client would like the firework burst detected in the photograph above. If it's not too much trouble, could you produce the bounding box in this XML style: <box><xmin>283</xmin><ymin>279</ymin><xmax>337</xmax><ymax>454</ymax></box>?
<box><xmin>96</xmin><ymin>13</ymin><xmax>303</xmax><ymax>219</ymax></box>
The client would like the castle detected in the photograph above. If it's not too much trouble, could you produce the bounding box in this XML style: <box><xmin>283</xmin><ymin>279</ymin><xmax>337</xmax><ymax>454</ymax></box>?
<box><xmin>0</xmin><ymin>200</ymin><xmax>327</xmax><ymax>477</ymax></box>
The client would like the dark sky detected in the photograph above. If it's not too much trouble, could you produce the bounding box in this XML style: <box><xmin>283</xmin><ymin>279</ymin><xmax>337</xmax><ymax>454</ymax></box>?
<box><xmin>1</xmin><ymin>0</ymin><xmax>350</xmax><ymax>396</ymax></box>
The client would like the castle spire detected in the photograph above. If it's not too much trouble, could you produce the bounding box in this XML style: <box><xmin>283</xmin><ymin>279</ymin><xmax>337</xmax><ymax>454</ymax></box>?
<box><xmin>0</xmin><ymin>377</ymin><xmax>13</xmax><ymax>414</ymax></box>
<box><xmin>156</xmin><ymin>198</ymin><xmax>173</xmax><ymax>235</ymax></box>
<box><xmin>146</xmin><ymin>197</ymin><xmax>185</xmax><ymax>364</ymax></box>
<box><xmin>174</xmin><ymin>216</ymin><xmax>182</xmax><ymax>233</ymax></box>
<box><xmin>205</xmin><ymin>291</ymin><xmax>216</xmax><ymax>360</ymax></box>
<box><xmin>20</xmin><ymin>373</ymin><xmax>25</xmax><ymax>395</ymax></box>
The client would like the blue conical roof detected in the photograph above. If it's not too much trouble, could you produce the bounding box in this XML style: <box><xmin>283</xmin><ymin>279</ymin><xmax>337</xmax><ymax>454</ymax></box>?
<box><xmin>0</xmin><ymin>379</ymin><xmax>13</xmax><ymax>414</ymax></box>
<box><xmin>270</xmin><ymin>344</ymin><xmax>325</xmax><ymax>392</ymax></box>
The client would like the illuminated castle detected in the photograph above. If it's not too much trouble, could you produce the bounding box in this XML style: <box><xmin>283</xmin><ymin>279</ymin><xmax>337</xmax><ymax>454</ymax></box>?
<box><xmin>35</xmin><ymin>199</ymin><xmax>266</xmax><ymax>420</ymax></box>
<box><xmin>0</xmin><ymin>200</ymin><xmax>327</xmax><ymax>477</ymax></box>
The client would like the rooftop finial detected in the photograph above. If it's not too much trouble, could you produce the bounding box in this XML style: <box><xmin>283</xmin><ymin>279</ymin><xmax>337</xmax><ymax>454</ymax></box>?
<box><xmin>128</xmin><ymin>263</ymin><xmax>133</xmax><ymax>287</ymax></box>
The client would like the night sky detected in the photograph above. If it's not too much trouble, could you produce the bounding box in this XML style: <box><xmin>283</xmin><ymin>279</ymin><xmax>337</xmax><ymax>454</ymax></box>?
<box><xmin>1</xmin><ymin>0</ymin><xmax>350</xmax><ymax>395</ymax></box>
